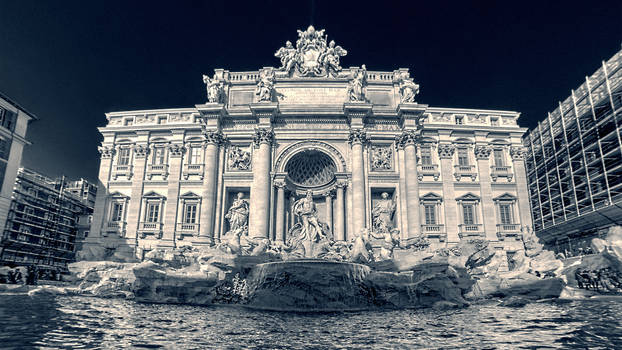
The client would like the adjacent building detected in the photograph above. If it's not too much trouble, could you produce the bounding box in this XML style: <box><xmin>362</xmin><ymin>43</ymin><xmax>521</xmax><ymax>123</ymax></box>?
<box><xmin>523</xmin><ymin>48</ymin><xmax>622</xmax><ymax>256</ymax></box>
<box><xmin>0</xmin><ymin>168</ymin><xmax>93</xmax><ymax>272</ymax></box>
<box><xmin>84</xmin><ymin>26</ymin><xmax>532</xmax><ymax>261</ymax></box>
<box><xmin>0</xmin><ymin>92</ymin><xmax>37</xmax><ymax>232</ymax></box>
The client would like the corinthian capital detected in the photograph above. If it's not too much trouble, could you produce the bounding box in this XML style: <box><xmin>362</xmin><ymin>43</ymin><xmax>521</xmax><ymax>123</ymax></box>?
<box><xmin>204</xmin><ymin>130</ymin><xmax>224</xmax><ymax>145</ymax></box>
<box><xmin>474</xmin><ymin>145</ymin><xmax>492</xmax><ymax>159</ymax></box>
<box><xmin>397</xmin><ymin>130</ymin><xmax>419</xmax><ymax>148</ymax></box>
<box><xmin>133</xmin><ymin>144</ymin><xmax>150</xmax><ymax>158</ymax></box>
<box><xmin>98</xmin><ymin>146</ymin><xmax>115</xmax><ymax>159</ymax></box>
<box><xmin>348</xmin><ymin>129</ymin><xmax>368</xmax><ymax>145</ymax></box>
<box><xmin>168</xmin><ymin>144</ymin><xmax>186</xmax><ymax>158</ymax></box>
<box><xmin>437</xmin><ymin>143</ymin><xmax>455</xmax><ymax>159</ymax></box>
<box><xmin>253</xmin><ymin>128</ymin><xmax>274</xmax><ymax>148</ymax></box>
<box><xmin>510</xmin><ymin>146</ymin><xmax>526</xmax><ymax>160</ymax></box>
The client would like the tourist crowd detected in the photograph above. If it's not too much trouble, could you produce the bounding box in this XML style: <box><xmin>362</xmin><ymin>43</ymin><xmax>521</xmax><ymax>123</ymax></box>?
<box><xmin>575</xmin><ymin>267</ymin><xmax>622</xmax><ymax>293</ymax></box>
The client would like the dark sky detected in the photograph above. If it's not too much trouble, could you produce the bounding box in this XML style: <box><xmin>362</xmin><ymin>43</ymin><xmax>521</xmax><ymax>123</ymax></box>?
<box><xmin>0</xmin><ymin>0</ymin><xmax>620</xmax><ymax>182</ymax></box>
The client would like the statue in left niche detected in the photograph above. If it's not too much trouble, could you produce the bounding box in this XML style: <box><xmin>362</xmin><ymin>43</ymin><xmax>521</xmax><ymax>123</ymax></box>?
<box><xmin>202</xmin><ymin>74</ymin><xmax>224</xmax><ymax>104</ymax></box>
<box><xmin>255</xmin><ymin>69</ymin><xmax>275</xmax><ymax>102</ymax></box>
<box><xmin>347</xmin><ymin>65</ymin><xmax>368</xmax><ymax>102</ymax></box>
<box><xmin>372</xmin><ymin>192</ymin><xmax>397</xmax><ymax>234</ymax></box>
<box><xmin>225</xmin><ymin>192</ymin><xmax>249</xmax><ymax>236</ymax></box>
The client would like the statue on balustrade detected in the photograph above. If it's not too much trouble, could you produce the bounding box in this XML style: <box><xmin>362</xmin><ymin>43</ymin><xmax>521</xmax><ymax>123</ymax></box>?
<box><xmin>274</xmin><ymin>40</ymin><xmax>298</xmax><ymax>74</ymax></box>
<box><xmin>398</xmin><ymin>72</ymin><xmax>420</xmax><ymax>103</ymax></box>
<box><xmin>202</xmin><ymin>74</ymin><xmax>224</xmax><ymax>103</ymax></box>
<box><xmin>286</xmin><ymin>190</ymin><xmax>331</xmax><ymax>258</ymax></box>
<box><xmin>255</xmin><ymin>69</ymin><xmax>275</xmax><ymax>102</ymax></box>
<box><xmin>347</xmin><ymin>65</ymin><xmax>367</xmax><ymax>102</ymax></box>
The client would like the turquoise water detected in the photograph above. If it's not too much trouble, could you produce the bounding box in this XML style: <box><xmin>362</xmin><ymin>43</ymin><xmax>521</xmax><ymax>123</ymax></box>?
<box><xmin>0</xmin><ymin>294</ymin><xmax>621</xmax><ymax>349</ymax></box>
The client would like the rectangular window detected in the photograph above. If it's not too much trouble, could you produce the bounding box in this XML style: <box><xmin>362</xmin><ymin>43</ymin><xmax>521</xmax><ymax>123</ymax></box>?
<box><xmin>458</xmin><ymin>148</ymin><xmax>469</xmax><ymax>166</ymax></box>
<box><xmin>118</xmin><ymin>148</ymin><xmax>131</xmax><ymax>165</ymax></box>
<box><xmin>424</xmin><ymin>204</ymin><xmax>436</xmax><ymax>225</ymax></box>
<box><xmin>420</xmin><ymin>147</ymin><xmax>432</xmax><ymax>165</ymax></box>
<box><xmin>189</xmin><ymin>147</ymin><xmax>202</xmax><ymax>165</ymax></box>
<box><xmin>494</xmin><ymin>149</ymin><xmax>505</xmax><ymax>167</ymax></box>
<box><xmin>462</xmin><ymin>204</ymin><xmax>475</xmax><ymax>225</ymax></box>
<box><xmin>147</xmin><ymin>203</ymin><xmax>160</xmax><ymax>223</ymax></box>
<box><xmin>153</xmin><ymin>147</ymin><xmax>166</xmax><ymax>165</ymax></box>
<box><xmin>499</xmin><ymin>203</ymin><xmax>513</xmax><ymax>224</ymax></box>
<box><xmin>455</xmin><ymin>115</ymin><xmax>464</xmax><ymax>125</ymax></box>
<box><xmin>491</xmin><ymin>117</ymin><xmax>499</xmax><ymax>126</ymax></box>
<box><xmin>184</xmin><ymin>203</ymin><xmax>197</xmax><ymax>224</ymax></box>
<box><xmin>111</xmin><ymin>202</ymin><xmax>124</xmax><ymax>222</ymax></box>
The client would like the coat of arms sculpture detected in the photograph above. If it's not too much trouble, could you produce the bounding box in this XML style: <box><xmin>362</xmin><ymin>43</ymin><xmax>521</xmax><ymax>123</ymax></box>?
<box><xmin>274</xmin><ymin>25</ymin><xmax>348</xmax><ymax>78</ymax></box>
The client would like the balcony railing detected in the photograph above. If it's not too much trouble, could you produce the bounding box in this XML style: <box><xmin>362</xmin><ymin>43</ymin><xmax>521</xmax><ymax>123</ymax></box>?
<box><xmin>454</xmin><ymin>165</ymin><xmax>477</xmax><ymax>181</ymax></box>
<box><xmin>421</xmin><ymin>224</ymin><xmax>446</xmax><ymax>242</ymax></box>
<box><xmin>458</xmin><ymin>224</ymin><xmax>484</xmax><ymax>239</ymax></box>
<box><xmin>182</xmin><ymin>163</ymin><xmax>204</xmax><ymax>180</ymax></box>
<box><xmin>103</xmin><ymin>221</ymin><xmax>126</xmax><ymax>237</ymax></box>
<box><xmin>176</xmin><ymin>222</ymin><xmax>199</xmax><ymax>239</ymax></box>
<box><xmin>138</xmin><ymin>222</ymin><xmax>163</xmax><ymax>239</ymax></box>
<box><xmin>112</xmin><ymin>164</ymin><xmax>133</xmax><ymax>180</ymax></box>
<box><xmin>496</xmin><ymin>223</ymin><xmax>522</xmax><ymax>241</ymax></box>
<box><xmin>490</xmin><ymin>165</ymin><xmax>513</xmax><ymax>182</ymax></box>
<box><xmin>146</xmin><ymin>164</ymin><xmax>169</xmax><ymax>180</ymax></box>
<box><xmin>417</xmin><ymin>164</ymin><xmax>440</xmax><ymax>181</ymax></box>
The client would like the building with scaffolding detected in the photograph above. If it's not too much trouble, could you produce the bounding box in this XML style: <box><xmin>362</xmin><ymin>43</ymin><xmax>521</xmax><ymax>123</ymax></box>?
<box><xmin>523</xmin><ymin>49</ymin><xmax>622</xmax><ymax>256</ymax></box>
<box><xmin>0</xmin><ymin>168</ymin><xmax>93</xmax><ymax>273</ymax></box>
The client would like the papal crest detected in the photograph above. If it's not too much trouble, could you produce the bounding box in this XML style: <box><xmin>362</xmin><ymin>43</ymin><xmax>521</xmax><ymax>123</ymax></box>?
<box><xmin>274</xmin><ymin>25</ymin><xmax>347</xmax><ymax>78</ymax></box>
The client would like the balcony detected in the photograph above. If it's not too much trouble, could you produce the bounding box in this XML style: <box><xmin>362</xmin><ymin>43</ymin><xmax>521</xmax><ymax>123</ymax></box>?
<box><xmin>146</xmin><ymin>164</ymin><xmax>169</xmax><ymax>180</ymax></box>
<box><xmin>421</xmin><ymin>224</ymin><xmax>446</xmax><ymax>241</ymax></box>
<box><xmin>417</xmin><ymin>164</ymin><xmax>440</xmax><ymax>181</ymax></box>
<box><xmin>138</xmin><ymin>222</ymin><xmax>163</xmax><ymax>239</ymax></box>
<box><xmin>112</xmin><ymin>164</ymin><xmax>133</xmax><ymax>180</ymax></box>
<box><xmin>458</xmin><ymin>224</ymin><xmax>484</xmax><ymax>239</ymax></box>
<box><xmin>104</xmin><ymin>221</ymin><xmax>126</xmax><ymax>237</ymax></box>
<box><xmin>490</xmin><ymin>165</ymin><xmax>513</xmax><ymax>182</ymax></box>
<box><xmin>182</xmin><ymin>163</ymin><xmax>204</xmax><ymax>180</ymax></box>
<box><xmin>496</xmin><ymin>223</ymin><xmax>522</xmax><ymax>241</ymax></box>
<box><xmin>454</xmin><ymin>165</ymin><xmax>477</xmax><ymax>181</ymax></box>
<box><xmin>176</xmin><ymin>222</ymin><xmax>199</xmax><ymax>239</ymax></box>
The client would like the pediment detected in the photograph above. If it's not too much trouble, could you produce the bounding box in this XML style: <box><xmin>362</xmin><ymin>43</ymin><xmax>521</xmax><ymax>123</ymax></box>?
<box><xmin>180</xmin><ymin>191</ymin><xmax>200</xmax><ymax>199</ymax></box>
<box><xmin>456</xmin><ymin>193</ymin><xmax>480</xmax><ymax>201</ymax></box>
<box><xmin>494</xmin><ymin>193</ymin><xmax>517</xmax><ymax>201</ymax></box>
<box><xmin>420</xmin><ymin>192</ymin><xmax>443</xmax><ymax>202</ymax></box>
<box><xmin>108</xmin><ymin>191</ymin><xmax>128</xmax><ymax>198</ymax></box>
<box><xmin>143</xmin><ymin>191</ymin><xmax>166</xmax><ymax>199</ymax></box>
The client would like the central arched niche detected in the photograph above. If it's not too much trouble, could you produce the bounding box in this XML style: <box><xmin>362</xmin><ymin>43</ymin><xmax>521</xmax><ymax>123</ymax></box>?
<box><xmin>285</xmin><ymin>150</ymin><xmax>336</xmax><ymax>189</ymax></box>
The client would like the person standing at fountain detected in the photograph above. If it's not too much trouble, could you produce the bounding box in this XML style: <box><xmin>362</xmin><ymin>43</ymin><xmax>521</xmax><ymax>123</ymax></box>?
<box><xmin>225</xmin><ymin>192</ymin><xmax>249</xmax><ymax>235</ymax></box>
<box><xmin>294</xmin><ymin>190</ymin><xmax>323</xmax><ymax>241</ymax></box>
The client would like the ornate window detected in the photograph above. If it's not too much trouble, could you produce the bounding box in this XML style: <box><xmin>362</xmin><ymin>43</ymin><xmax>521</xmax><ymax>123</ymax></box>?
<box><xmin>117</xmin><ymin>147</ymin><xmax>131</xmax><ymax>166</ymax></box>
<box><xmin>111</xmin><ymin>202</ymin><xmax>124</xmax><ymax>222</ymax></box>
<box><xmin>419</xmin><ymin>193</ymin><xmax>445</xmax><ymax>240</ymax></box>
<box><xmin>456</xmin><ymin>193</ymin><xmax>483</xmax><ymax>237</ymax></box>
<box><xmin>177</xmin><ymin>192</ymin><xmax>201</xmax><ymax>237</ymax></box>
<box><xmin>494</xmin><ymin>193</ymin><xmax>520</xmax><ymax>238</ymax></box>
<box><xmin>285</xmin><ymin>150</ymin><xmax>336</xmax><ymax>187</ymax></box>
<box><xmin>105</xmin><ymin>192</ymin><xmax>129</xmax><ymax>236</ymax></box>
<box><xmin>457</xmin><ymin>147</ymin><xmax>469</xmax><ymax>166</ymax></box>
<box><xmin>420</xmin><ymin>146</ymin><xmax>433</xmax><ymax>165</ymax></box>
<box><xmin>152</xmin><ymin>146</ymin><xmax>166</xmax><ymax>165</ymax></box>
<box><xmin>189</xmin><ymin>146</ymin><xmax>202</xmax><ymax>165</ymax></box>
<box><xmin>493</xmin><ymin>149</ymin><xmax>505</xmax><ymax>167</ymax></box>
<box><xmin>139</xmin><ymin>192</ymin><xmax>165</xmax><ymax>238</ymax></box>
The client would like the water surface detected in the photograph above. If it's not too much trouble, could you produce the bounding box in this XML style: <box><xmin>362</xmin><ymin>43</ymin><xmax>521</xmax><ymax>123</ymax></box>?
<box><xmin>0</xmin><ymin>294</ymin><xmax>621</xmax><ymax>349</ymax></box>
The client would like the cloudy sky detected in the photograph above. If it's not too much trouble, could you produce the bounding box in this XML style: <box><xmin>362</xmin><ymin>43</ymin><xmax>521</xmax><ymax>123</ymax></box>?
<box><xmin>0</xmin><ymin>0</ymin><xmax>620</xmax><ymax>181</ymax></box>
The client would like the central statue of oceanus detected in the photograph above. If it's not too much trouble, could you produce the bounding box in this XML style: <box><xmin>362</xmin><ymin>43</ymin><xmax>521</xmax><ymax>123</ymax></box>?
<box><xmin>285</xmin><ymin>190</ymin><xmax>332</xmax><ymax>258</ymax></box>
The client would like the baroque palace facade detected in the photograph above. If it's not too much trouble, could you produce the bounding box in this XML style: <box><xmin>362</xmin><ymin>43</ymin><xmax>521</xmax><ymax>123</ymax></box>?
<box><xmin>85</xmin><ymin>26</ymin><xmax>531</xmax><ymax>259</ymax></box>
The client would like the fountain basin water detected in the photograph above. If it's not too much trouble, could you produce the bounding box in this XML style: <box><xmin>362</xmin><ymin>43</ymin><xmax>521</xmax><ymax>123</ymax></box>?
<box><xmin>245</xmin><ymin>259</ymin><xmax>374</xmax><ymax>311</ymax></box>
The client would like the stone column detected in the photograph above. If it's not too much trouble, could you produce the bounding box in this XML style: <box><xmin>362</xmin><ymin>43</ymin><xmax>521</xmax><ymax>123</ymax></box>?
<box><xmin>162</xmin><ymin>142</ymin><xmax>185</xmax><ymax>247</ymax></box>
<box><xmin>289</xmin><ymin>194</ymin><xmax>296</xmax><ymax>229</ymax></box>
<box><xmin>198</xmin><ymin>130</ymin><xmax>223</xmax><ymax>244</ymax></box>
<box><xmin>475</xmin><ymin>145</ymin><xmax>497</xmax><ymax>241</ymax></box>
<box><xmin>399</xmin><ymin>130</ymin><xmax>421</xmax><ymax>238</ymax></box>
<box><xmin>274</xmin><ymin>181</ymin><xmax>286</xmax><ymax>242</ymax></box>
<box><xmin>248</xmin><ymin>128</ymin><xmax>274</xmax><ymax>238</ymax></box>
<box><xmin>323</xmin><ymin>190</ymin><xmax>333</xmax><ymax>239</ymax></box>
<box><xmin>90</xmin><ymin>145</ymin><xmax>115</xmax><ymax>239</ymax></box>
<box><xmin>438</xmin><ymin>143</ymin><xmax>459</xmax><ymax>243</ymax></box>
<box><xmin>125</xmin><ymin>142</ymin><xmax>149</xmax><ymax>241</ymax></box>
<box><xmin>335</xmin><ymin>181</ymin><xmax>346</xmax><ymax>241</ymax></box>
<box><xmin>349</xmin><ymin>129</ymin><xmax>368</xmax><ymax>237</ymax></box>
<box><xmin>510</xmin><ymin>146</ymin><xmax>533</xmax><ymax>232</ymax></box>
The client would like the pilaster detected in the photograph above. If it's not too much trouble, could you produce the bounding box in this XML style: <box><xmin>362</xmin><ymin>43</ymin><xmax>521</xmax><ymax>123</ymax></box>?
<box><xmin>248</xmin><ymin>127</ymin><xmax>274</xmax><ymax>238</ymax></box>
<box><xmin>398</xmin><ymin>130</ymin><xmax>421</xmax><ymax>238</ymax></box>
<box><xmin>475</xmin><ymin>144</ymin><xmax>497</xmax><ymax>241</ymax></box>
<box><xmin>196</xmin><ymin>130</ymin><xmax>224</xmax><ymax>245</ymax></box>
<box><xmin>438</xmin><ymin>142</ymin><xmax>459</xmax><ymax>243</ymax></box>
<box><xmin>162</xmin><ymin>134</ymin><xmax>185</xmax><ymax>247</ymax></box>
<box><xmin>126</xmin><ymin>133</ymin><xmax>149</xmax><ymax>240</ymax></box>
<box><xmin>90</xmin><ymin>145</ymin><xmax>115</xmax><ymax>239</ymax></box>
<box><xmin>510</xmin><ymin>146</ymin><xmax>533</xmax><ymax>232</ymax></box>
<box><xmin>348</xmin><ymin>128</ymin><xmax>368</xmax><ymax>237</ymax></box>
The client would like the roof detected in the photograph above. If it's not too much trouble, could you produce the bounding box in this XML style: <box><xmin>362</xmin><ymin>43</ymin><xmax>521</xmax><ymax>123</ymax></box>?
<box><xmin>0</xmin><ymin>90</ymin><xmax>40</xmax><ymax>122</ymax></box>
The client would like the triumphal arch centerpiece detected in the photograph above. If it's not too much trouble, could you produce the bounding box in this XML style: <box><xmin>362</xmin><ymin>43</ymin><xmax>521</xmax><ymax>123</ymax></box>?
<box><xmin>85</xmin><ymin>26</ymin><xmax>532</xmax><ymax>260</ymax></box>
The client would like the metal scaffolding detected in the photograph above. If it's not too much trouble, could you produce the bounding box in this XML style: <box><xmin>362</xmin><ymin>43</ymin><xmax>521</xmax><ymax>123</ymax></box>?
<box><xmin>523</xmin><ymin>49</ymin><xmax>622</xmax><ymax>246</ymax></box>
